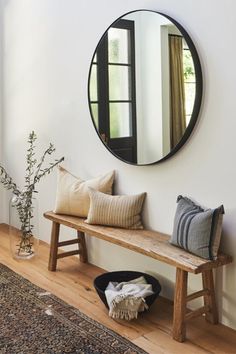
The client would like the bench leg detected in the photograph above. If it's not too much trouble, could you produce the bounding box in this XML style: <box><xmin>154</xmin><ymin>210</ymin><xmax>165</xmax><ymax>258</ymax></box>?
<box><xmin>173</xmin><ymin>268</ymin><xmax>188</xmax><ymax>342</ymax></box>
<box><xmin>48</xmin><ymin>222</ymin><xmax>60</xmax><ymax>271</ymax></box>
<box><xmin>202</xmin><ymin>269</ymin><xmax>218</xmax><ymax>324</ymax></box>
<box><xmin>77</xmin><ymin>231</ymin><xmax>88</xmax><ymax>263</ymax></box>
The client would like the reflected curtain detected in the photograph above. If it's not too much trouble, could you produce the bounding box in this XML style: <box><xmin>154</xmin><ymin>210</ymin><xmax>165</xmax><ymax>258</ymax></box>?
<box><xmin>169</xmin><ymin>35</ymin><xmax>186</xmax><ymax>149</ymax></box>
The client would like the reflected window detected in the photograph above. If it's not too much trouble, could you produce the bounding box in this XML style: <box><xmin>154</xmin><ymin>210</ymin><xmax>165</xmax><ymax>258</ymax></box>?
<box><xmin>89</xmin><ymin>19</ymin><xmax>137</xmax><ymax>163</ymax></box>
<box><xmin>183</xmin><ymin>40</ymin><xmax>196</xmax><ymax>125</ymax></box>
<box><xmin>108</xmin><ymin>28</ymin><xmax>130</xmax><ymax>64</ymax></box>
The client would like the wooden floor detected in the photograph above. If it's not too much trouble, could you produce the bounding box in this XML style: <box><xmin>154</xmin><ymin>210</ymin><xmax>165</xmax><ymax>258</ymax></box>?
<box><xmin>1</xmin><ymin>224</ymin><xmax>236</xmax><ymax>354</ymax></box>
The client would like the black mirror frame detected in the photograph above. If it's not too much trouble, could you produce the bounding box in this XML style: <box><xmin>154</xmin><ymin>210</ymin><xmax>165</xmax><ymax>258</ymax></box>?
<box><xmin>88</xmin><ymin>9</ymin><xmax>203</xmax><ymax>166</ymax></box>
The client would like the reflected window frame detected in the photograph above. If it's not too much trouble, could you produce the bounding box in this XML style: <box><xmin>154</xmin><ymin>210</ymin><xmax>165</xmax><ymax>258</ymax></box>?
<box><xmin>89</xmin><ymin>18</ymin><xmax>138</xmax><ymax>163</ymax></box>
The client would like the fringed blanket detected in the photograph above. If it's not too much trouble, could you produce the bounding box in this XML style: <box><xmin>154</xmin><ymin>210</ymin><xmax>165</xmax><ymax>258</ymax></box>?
<box><xmin>105</xmin><ymin>276</ymin><xmax>154</xmax><ymax>320</ymax></box>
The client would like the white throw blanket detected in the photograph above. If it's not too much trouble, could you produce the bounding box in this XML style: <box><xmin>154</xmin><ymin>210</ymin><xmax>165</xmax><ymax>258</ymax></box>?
<box><xmin>105</xmin><ymin>276</ymin><xmax>154</xmax><ymax>320</ymax></box>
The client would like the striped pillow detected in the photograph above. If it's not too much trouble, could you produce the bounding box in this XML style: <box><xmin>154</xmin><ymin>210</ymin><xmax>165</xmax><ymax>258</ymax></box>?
<box><xmin>85</xmin><ymin>189</ymin><xmax>146</xmax><ymax>229</ymax></box>
<box><xmin>170</xmin><ymin>195</ymin><xmax>224</xmax><ymax>260</ymax></box>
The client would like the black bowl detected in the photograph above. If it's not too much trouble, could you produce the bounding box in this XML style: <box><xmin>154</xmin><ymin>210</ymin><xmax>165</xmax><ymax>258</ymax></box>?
<box><xmin>94</xmin><ymin>270</ymin><xmax>161</xmax><ymax>309</ymax></box>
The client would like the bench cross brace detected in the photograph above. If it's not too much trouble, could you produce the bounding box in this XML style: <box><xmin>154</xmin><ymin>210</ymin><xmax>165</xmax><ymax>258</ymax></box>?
<box><xmin>172</xmin><ymin>268</ymin><xmax>218</xmax><ymax>342</ymax></box>
<box><xmin>48</xmin><ymin>221</ymin><xmax>88</xmax><ymax>271</ymax></box>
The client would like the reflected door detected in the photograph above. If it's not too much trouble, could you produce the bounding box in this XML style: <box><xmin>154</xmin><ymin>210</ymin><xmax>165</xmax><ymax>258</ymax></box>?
<box><xmin>89</xmin><ymin>19</ymin><xmax>137</xmax><ymax>163</ymax></box>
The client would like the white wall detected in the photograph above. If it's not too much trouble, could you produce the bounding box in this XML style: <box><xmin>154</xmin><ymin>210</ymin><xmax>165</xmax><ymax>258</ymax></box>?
<box><xmin>140</xmin><ymin>13</ymin><xmax>163</xmax><ymax>163</ymax></box>
<box><xmin>126</xmin><ymin>11</ymin><xmax>169</xmax><ymax>164</ymax></box>
<box><xmin>0</xmin><ymin>1</ymin><xmax>2</xmax><ymax>157</ymax></box>
<box><xmin>0</xmin><ymin>0</ymin><xmax>4</xmax><ymax>216</ymax></box>
<box><xmin>2</xmin><ymin>0</ymin><xmax>236</xmax><ymax>330</ymax></box>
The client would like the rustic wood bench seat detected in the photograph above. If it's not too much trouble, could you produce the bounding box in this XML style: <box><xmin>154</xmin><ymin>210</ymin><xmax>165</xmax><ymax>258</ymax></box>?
<box><xmin>44</xmin><ymin>211</ymin><xmax>233</xmax><ymax>342</ymax></box>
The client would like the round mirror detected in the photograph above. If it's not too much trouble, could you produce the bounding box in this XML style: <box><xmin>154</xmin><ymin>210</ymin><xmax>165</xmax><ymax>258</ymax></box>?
<box><xmin>88</xmin><ymin>10</ymin><xmax>202</xmax><ymax>165</ymax></box>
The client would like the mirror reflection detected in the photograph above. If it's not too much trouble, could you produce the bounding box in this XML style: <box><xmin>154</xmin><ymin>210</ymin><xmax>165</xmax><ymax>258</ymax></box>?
<box><xmin>88</xmin><ymin>10</ymin><xmax>202</xmax><ymax>165</ymax></box>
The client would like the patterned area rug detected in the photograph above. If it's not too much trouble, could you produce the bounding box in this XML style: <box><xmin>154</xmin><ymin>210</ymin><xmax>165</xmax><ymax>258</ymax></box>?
<box><xmin>0</xmin><ymin>264</ymin><xmax>147</xmax><ymax>354</ymax></box>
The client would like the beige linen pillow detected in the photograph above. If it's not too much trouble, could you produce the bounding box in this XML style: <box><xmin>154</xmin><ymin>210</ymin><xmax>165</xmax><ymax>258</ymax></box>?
<box><xmin>54</xmin><ymin>166</ymin><xmax>115</xmax><ymax>217</ymax></box>
<box><xmin>85</xmin><ymin>188</ymin><xmax>146</xmax><ymax>229</ymax></box>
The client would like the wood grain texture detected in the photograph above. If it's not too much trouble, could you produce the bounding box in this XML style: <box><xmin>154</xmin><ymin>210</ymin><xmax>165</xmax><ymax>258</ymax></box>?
<box><xmin>185</xmin><ymin>306</ymin><xmax>210</xmax><ymax>321</ymax></box>
<box><xmin>187</xmin><ymin>289</ymin><xmax>210</xmax><ymax>302</ymax></box>
<box><xmin>173</xmin><ymin>269</ymin><xmax>188</xmax><ymax>342</ymax></box>
<box><xmin>58</xmin><ymin>238</ymin><xmax>81</xmax><ymax>247</ymax></box>
<box><xmin>44</xmin><ymin>211</ymin><xmax>232</xmax><ymax>274</ymax></box>
<box><xmin>202</xmin><ymin>269</ymin><xmax>219</xmax><ymax>324</ymax></box>
<box><xmin>0</xmin><ymin>223</ymin><xmax>236</xmax><ymax>354</ymax></box>
<box><xmin>57</xmin><ymin>249</ymin><xmax>80</xmax><ymax>259</ymax></box>
<box><xmin>77</xmin><ymin>231</ymin><xmax>88</xmax><ymax>263</ymax></box>
<box><xmin>48</xmin><ymin>221</ymin><xmax>60</xmax><ymax>271</ymax></box>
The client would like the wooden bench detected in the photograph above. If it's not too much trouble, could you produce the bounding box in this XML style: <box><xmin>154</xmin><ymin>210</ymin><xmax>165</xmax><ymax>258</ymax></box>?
<box><xmin>44</xmin><ymin>211</ymin><xmax>233</xmax><ymax>343</ymax></box>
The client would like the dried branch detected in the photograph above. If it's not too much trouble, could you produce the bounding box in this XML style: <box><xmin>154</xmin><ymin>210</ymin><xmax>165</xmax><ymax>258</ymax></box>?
<box><xmin>1</xmin><ymin>131</ymin><xmax>64</xmax><ymax>256</ymax></box>
<box><xmin>25</xmin><ymin>131</ymin><xmax>37</xmax><ymax>189</ymax></box>
<box><xmin>0</xmin><ymin>166</ymin><xmax>20</xmax><ymax>195</ymax></box>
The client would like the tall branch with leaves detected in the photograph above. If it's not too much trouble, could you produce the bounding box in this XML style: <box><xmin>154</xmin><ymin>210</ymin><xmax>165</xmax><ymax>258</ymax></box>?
<box><xmin>0</xmin><ymin>131</ymin><xmax>64</xmax><ymax>256</ymax></box>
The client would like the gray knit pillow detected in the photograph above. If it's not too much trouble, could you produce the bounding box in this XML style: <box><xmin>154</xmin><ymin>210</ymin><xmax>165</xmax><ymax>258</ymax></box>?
<box><xmin>170</xmin><ymin>195</ymin><xmax>224</xmax><ymax>260</ymax></box>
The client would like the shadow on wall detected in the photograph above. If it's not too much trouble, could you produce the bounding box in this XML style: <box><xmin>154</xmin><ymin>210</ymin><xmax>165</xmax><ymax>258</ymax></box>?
<box><xmin>216</xmin><ymin>264</ymin><xmax>236</xmax><ymax>325</ymax></box>
<box><xmin>147</xmin><ymin>271</ymin><xmax>174</xmax><ymax>299</ymax></box>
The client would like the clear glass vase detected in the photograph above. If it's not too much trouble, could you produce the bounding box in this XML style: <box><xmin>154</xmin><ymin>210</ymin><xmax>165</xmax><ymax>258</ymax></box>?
<box><xmin>9</xmin><ymin>192</ymin><xmax>39</xmax><ymax>260</ymax></box>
